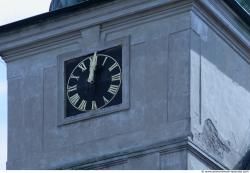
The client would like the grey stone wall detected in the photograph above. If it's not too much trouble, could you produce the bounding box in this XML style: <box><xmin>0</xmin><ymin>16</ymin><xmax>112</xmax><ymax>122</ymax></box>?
<box><xmin>190</xmin><ymin>8</ymin><xmax>250</xmax><ymax>169</ymax></box>
<box><xmin>0</xmin><ymin>0</ymin><xmax>249</xmax><ymax>170</ymax></box>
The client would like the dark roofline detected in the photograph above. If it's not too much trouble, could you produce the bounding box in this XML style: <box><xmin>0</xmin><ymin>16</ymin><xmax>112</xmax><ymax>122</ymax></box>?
<box><xmin>0</xmin><ymin>0</ymin><xmax>114</xmax><ymax>34</ymax></box>
<box><xmin>0</xmin><ymin>0</ymin><xmax>248</xmax><ymax>34</ymax></box>
<box><xmin>224</xmin><ymin>0</ymin><xmax>250</xmax><ymax>26</ymax></box>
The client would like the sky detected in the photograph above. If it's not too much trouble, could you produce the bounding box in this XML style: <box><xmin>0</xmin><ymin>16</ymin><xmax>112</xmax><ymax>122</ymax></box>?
<box><xmin>0</xmin><ymin>0</ymin><xmax>51</xmax><ymax>170</ymax></box>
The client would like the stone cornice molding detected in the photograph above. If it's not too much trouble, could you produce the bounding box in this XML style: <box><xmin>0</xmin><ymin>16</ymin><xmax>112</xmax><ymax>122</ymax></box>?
<box><xmin>0</xmin><ymin>0</ymin><xmax>248</xmax><ymax>61</ymax></box>
<box><xmin>57</xmin><ymin>137</ymin><xmax>227</xmax><ymax>170</ymax></box>
<box><xmin>192</xmin><ymin>0</ymin><xmax>249</xmax><ymax>61</ymax></box>
<box><xmin>0</xmin><ymin>0</ymin><xmax>187</xmax><ymax>54</ymax></box>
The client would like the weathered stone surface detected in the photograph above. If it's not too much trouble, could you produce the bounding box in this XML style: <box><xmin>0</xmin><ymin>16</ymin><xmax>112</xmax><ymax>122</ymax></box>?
<box><xmin>161</xmin><ymin>150</ymin><xmax>187</xmax><ymax>170</ymax></box>
<box><xmin>197</xmin><ymin>119</ymin><xmax>230</xmax><ymax>159</ymax></box>
<box><xmin>190</xmin><ymin>7</ymin><xmax>250</xmax><ymax>168</ymax></box>
<box><xmin>188</xmin><ymin>152</ymin><xmax>211</xmax><ymax>170</ymax></box>
<box><xmin>126</xmin><ymin>153</ymin><xmax>160</xmax><ymax>170</ymax></box>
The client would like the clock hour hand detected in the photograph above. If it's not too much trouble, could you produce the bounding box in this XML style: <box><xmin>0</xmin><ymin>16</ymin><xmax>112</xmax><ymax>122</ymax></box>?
<box><xmin>87</xmin><ymin>52</ymin><xmax>98</xmax><ymax>84</ymax></box>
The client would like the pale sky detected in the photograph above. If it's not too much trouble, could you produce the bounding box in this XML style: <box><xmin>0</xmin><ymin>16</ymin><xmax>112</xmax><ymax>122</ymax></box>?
<box><xmin>0</xmin><ymin>0</ymin><xmax>51</xmax><ymax>170</ymax></box>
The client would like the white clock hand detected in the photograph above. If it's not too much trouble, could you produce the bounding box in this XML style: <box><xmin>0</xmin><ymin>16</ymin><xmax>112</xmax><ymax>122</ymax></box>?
<box><xmin>87</xmin><ymin>52</ymin><xmax>98</xmax><ymax>84</ymax></box>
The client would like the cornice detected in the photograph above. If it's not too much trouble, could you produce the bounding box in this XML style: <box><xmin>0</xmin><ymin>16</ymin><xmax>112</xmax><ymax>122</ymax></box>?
<box><xmin>2</xmin><ymin>31</ymin><xmax>81</xmax><ymax>63</ymax></box>
<box><xmin>187</xmin><ymin>140</ymin><xmax>228</xmax><ymax>170</ymax></box>
<box><xmin>0</xmin><ymin>0</ymin><xmax>183</xmax><ymax>55</ymax></box>
<box><xmin>58</xmin><ymin>137</ymin><xmax>226</xmax><ymax>170</ymax></box>
<box><xmin>6</xmin><ymin>135</ymin><xmax>226</xmax><ymax>169</ymax></box>
<box><xmin>192</xmin><ymin>0</ymin><xmax>250</xmax><ymax>62</ymax></box>
<box><xmin>0</xmin><ymin>0</ymin><xmax>193</xmax><ymax>62</ymax></box>
<box><xmin>0</xmin><ymin>0</ymin><xmax>248</xmax><ymax>63</ymax></box>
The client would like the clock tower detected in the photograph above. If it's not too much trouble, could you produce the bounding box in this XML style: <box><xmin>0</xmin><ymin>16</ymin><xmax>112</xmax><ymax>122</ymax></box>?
<box><xmin>1</xmin><ymin>0</ymin><xmax>250</xmax><ymax>170</ymax></box>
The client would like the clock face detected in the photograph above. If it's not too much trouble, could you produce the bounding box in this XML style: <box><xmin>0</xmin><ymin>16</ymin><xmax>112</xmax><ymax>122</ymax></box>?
<box><xmin>64</xmin><ymin>46</ymin><xmax>122</xmax><ymax>117</ymax></box>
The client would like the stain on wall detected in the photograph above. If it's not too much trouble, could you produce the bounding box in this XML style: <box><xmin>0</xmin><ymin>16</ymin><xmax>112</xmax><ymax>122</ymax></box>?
<box><xmin>197</xmin><ymin>119</ymin><xmax>230</xmax><ymax>159</ymax></box>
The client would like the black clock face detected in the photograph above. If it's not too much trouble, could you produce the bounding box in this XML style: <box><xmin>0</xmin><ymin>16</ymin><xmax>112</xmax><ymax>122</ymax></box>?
<box><xmin>64</xmin><ymin>46</ymin><xmax>122</xmax><ymax>117</ymax></box>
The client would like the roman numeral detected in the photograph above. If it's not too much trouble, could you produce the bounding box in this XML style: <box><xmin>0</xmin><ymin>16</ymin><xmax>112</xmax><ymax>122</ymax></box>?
<box><xmin>78</xmin><ymin>99</ymin><xmax>87</xmax><ymax>111</ymax></box>
<box><xmin>70</xmin><ymin>73</ymin><xmax>79</xmax><ymax>81</ymax></box>
<box><xmin>111</xmin><ymin>73</ymin><xmax>121</xmax><ymax>81</ymax></box>
<box><xmin>91</xmin><ymin>101</ymin><xmax>97</xmax><ymax>110</ymax></box>
<box><xmin>69</xmin><ymin>93</ymin><xmax>80</xmax><ymax>106</ymax></box>
<box><xmin>78</xmin><ymin>61</ymin><xmax>87</xmax><ymax>72</ymax></box>
<box><xmin>67</xmin><ymin>85</ymin><xmax>77</xmax><ymax>93</ymax></box>
<box><xmin>108</xmin><ymin>62</ymin><xmax>118</xmax><ymax>72</ymax></box>
<box><xmin>108</xmin><ymin>85</ymin><xmax>119</xmax><ymax>95</ymax></box>
<box><xmin>102</xmin><ymin>56</ymin><xmax>108</xmax><ymax>66</ymax></box>
<box><xmin>103</xmin><ymin>96</ymin><xmax>109</xmax><ymax>104</ymax></box>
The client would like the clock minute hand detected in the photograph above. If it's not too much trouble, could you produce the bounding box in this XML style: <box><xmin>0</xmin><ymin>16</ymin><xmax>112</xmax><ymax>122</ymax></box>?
<box><xmin>87</xmin><ymin>52</ymin><xmax>98</xmax><ymax>84</ymax></box>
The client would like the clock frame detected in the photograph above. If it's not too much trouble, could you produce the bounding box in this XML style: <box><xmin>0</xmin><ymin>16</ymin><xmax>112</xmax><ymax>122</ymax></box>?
<box><xmin>64</xmin><ymin>46</ymin><xmax>122</xmax><ymax>117</ymax></box>
<box><xmin>57</xmin><ymin>38</ymin><xmax>130</xmax><ymax>126</ymax></box>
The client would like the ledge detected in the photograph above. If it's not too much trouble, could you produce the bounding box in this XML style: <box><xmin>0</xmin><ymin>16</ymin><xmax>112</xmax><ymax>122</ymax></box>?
<box><xmin>0</xmin><ymin>0</ymin><xmax>114</xmax><ymax>34</ymax></box>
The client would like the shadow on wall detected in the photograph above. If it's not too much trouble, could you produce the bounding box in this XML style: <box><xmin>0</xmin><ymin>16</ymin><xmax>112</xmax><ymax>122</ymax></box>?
<box><xmin>191</xmin><ymin>19</ymin><xmax>250</xmax><ymax>168</ymax></box>
<box><xmin>201</xmin><ymin>39</ymin><xmax>250</xmax><ymax>94</ymax></box>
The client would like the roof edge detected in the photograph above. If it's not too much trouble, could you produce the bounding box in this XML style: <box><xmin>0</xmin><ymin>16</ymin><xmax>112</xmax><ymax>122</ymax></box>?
<box><xmin>0</xmin><ymin>0</ymin><xmax>114</xmax><ymax>34</ymax></box>
<box><xmin>223</xmin><ymin>0</ymin><xmax>250</xmax><ymax>26</ymax></box>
